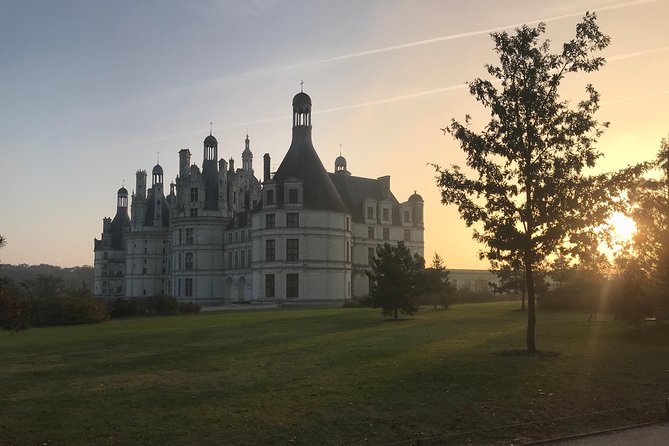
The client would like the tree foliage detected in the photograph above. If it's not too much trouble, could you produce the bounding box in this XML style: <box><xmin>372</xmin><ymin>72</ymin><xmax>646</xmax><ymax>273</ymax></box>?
<box><xmin>368</xmin><ymin>242</ymin><xmax>424</xmax><ymax>320</ymax></box>
<box><xmin>424</xmin><ymin>253</ymin><xmax>456</xmax><ymax>310</ymax></box>
<box><xmin>617</xmin><ymin>135</ymin><xmax>669</xmax><ymax>321</ymax></box>
<box><xmin>433</xmin><ymin>13</ymin><xmax>639</xmax><ymax>355</ymax></box>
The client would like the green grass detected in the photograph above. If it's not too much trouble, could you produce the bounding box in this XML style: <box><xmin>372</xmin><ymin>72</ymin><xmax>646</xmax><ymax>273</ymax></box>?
<box><xmin>1</xmin><ymin>302</ymin><xmax>668</xmax><ymax>445</ymax></box>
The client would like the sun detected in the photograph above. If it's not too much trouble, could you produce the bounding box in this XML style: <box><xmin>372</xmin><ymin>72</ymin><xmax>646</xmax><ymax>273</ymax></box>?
<box><xmin>608</xmin><ymin>212</ymin><xmax>636</xmax><ymax>243</ymax></box>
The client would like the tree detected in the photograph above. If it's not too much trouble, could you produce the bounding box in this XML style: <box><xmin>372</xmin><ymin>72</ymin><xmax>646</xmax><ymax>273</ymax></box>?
<box><xmin>368</xmin><ymin>242</ymin><xmax>424</xmax><ymax>320</ymax></box>
<box><xmin>489</xmin><ymin>257</ymin><xmax>527</xmax><ymax>310</ymax></box>
<box><xmin>624</xmin><ymin>135</ymin><xmax>669</xmax><ymax>320</ymax></box>
<box><xmin>433</xmin><ymin>14</ymin><xmax>639</xmax><ymax>355</ymax></box>
<box><xmin>424</xmin><ymin>253</ymin><xmax>456</xmax><ymax>310</ymax></box>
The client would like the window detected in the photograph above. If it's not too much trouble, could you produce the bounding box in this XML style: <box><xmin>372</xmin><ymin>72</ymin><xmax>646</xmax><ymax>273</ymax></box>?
<box><xmin>227</xmin><ymin>251</ymin><xmax>233</xmax><ymax>268</ymax></box>
<box><xmin>367</xmin><ymin>206</ymin><xmax>374</xmax><ymax>220</ymax></box>
<box><xmin>265</xmin><ymin>214</ymin><xmax>275</xmax><ymax>229</ymax></box>
<box><xmin>286</xmin><ymin>212</ymin><xmax>299</xmax><ymax>228</ymax></box>
<box><xmin>178</xmin><ymin>229</ymin><xmax>183</xmax><ymax>245</ymax></box>
<box><xmin>241</xmin><ymin>231</ymin><xmax>245</xmax><ymax>242</ymax></box>
<box><xmin>185</xmin><ymin>252</ymin><xmax>193</xmax><ymax>270</ymax></box>
<box><xmin>287</xmin><ymin>239</ymin><xmax>299</xmax><ymax>261</ymax></box>
<box><xmin>266</xmin><ymin>189</ymin><xmax>274</xmax><ymax>205</ymax></box>
<box><xmin>265</xmin><ymin>274</ymin><xmax>275</xmax><ymax>298</ymax></box>
<box><xmin>190</xmin><ymin>188</ymin><xmax>198</xmax><ymax>203</ymax></box>
<box><xmin>178</xmin><ymin>278</ymin><xmax>181</xmax><ymax>297</ymax></box>
<box><xmin>288</xmin><ymin>188</ymin><xmax>298</xmax><ymax>204</ymax></box>
<box><xmin>144</xmin><ymin>247</ymin><xmax>147</xmax><ymax>254</ymax></box>
<box><xmin>266</xmin><ymin>239</ymin><xmax>275</xmax><ymax>261</ymax></box>
<box><xmin>178</xmin><ymin>253</ymin><xmax>182</xmax><ymax>270</ymax></box>
<box><xmin>368</xmin><ymin>247</ymin><xmax>375</xmax><ymax>265</ymax></box>
<box><xmin>185</xmin><ymin>228</ymin><xmax>194</xmax><ymax>245</ymax></box>
<box><xmin>247</xmin><ymin>248</ymin><xmax>252</xmax><ymax>267</ymax></box>
<box><xmin>383</xmin><ymin>208</ymin><xmax>389</xmax><ymax>221</ymax></box>
<box><xmin>190</xmin><ymin>208</ymin><xmax>198</xmax><ymax>217</ymax></box>
<box><xmin>103</xmin><ymin>252</ymin><xmax>108</xmax><ymax>260</ymax></box>
<box><xmin>185</xmin><ymin>278</ymin><xmax>193</xmax><ymax>297</ymax></box>
<box><xmin>286</xmin><ymin>274</ymin><xmax>299</xmax><ymax>298</ymax></box>
<box><xmin>142</xmin><ymin>267</ymin><xmax>147</xmax><ymax>274</ymax></box>
<box><xmin>235</xmin><ymin>251</ymin><xmax>239</xmax><ymax>269</ymax></box>
<box><xmin>240</xmin><ymin>250</ymin><xmax>246</xmax><ymax>268</ymax></box>
<box><xmin>404</xmin><ymin>210</ymin><xmax>410</xmax><ymax>223</ymax></box>
<box><xmin>346</xmin><ymin>241</ymin><xmax>350</xmax><ymax>261</ymax></box>
<box><xmin>383</xmin><ymin>227</ymin><xmax>390</xmax><ymax>241</ymax></box>
<box><xmin>368</xmin><ymin>227</ymin><xmax>375</xmax><ymax>239</ymax></box>
<box><xmin>404</xmin><ymin>229</ymin><xmax>411</xmax><ymax>242</ymax></box>
<box><xmin>228</xmin><ymin>233</ymin><xmax>232</xmax><ymax>243</ymax></box>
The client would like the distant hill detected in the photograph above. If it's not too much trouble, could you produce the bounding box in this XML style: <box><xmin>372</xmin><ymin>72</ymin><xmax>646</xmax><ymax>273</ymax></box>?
<box><xmin>0</xmin><ymin>264</ymin><xmax>94</xmax><ymax>292</ymax></box>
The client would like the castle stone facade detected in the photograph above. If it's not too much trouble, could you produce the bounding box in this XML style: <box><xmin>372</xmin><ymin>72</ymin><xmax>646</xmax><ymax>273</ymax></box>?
<box><xmin>94</xmin><ymin>91</ymin><xmax>424</xmax><ymax>305</ymax></box>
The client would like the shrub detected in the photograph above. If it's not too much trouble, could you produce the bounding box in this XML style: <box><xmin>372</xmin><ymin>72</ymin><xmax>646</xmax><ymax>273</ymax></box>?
<box><xmin>178</xmin><ymin>301</ymin><xmax>202</xmax><ymax>314</ymax></box>
<box><xmin>29</xmin><ymin>295</ymin><xmax>109</xmax><ymax>327</ymax></box>
<box><xmin>107</xmin><ymin>296</ymin><xmax>180</xmax><ymax>318</ymax></box>
<box><xmin>0</xmin><ymin>287</ymin><xmax>30</xmax><ymax>331</ymax></box>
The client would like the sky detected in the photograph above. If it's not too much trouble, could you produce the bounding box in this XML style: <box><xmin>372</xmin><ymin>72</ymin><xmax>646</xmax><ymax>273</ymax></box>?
<box><xmin>0</xmin><ymin>0</ymin><xmax>668</xmax><ymax>269</ymax></box>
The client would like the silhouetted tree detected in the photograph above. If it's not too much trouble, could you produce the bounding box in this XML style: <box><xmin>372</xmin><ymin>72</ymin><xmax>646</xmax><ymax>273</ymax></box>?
<box><xmin>433</xmin><ymin>13</ymin><xmax>640</xmax><ymax>355</ymax></box>
<box><xmin>368</xmin><ymin>242</ymin><xmax>424</xmax><ymax>320</ymax></box>
<box><xmin>623</xmin><ymin>135</ymin><xmax>669</xmax><ymax>320</ymax></box>
<box><xmin>490</xmin><ymin>257</ymin><xmax>526</xmax><ymax>310</ymax></box>
<box><xmin>424</xmin><ymin>253</ymin><xmax>456</xmax><ymax>310</ymax></box>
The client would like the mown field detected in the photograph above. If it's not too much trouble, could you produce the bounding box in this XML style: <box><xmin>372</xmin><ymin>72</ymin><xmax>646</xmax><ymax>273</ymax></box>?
<box><xmin>1</xmin><ymin>301</ymin><xmax>668</xmax><ymax>445</ymax></box>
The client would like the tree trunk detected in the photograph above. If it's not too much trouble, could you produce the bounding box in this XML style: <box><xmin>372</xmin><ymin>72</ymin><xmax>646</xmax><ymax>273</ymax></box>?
<box><xmin>394</xmin><ymin>308</ymin><xmax>398</xmax><ymax>321</ymax></box>
<box><xmin>525</xmin><ymin>257</ymin><xmax>537</xmax><ymax>356</ymax></box>
<box><xmin>521</xmin><ymin>288</ymin><xmax>526</xmax><ymax>311</ymax></box>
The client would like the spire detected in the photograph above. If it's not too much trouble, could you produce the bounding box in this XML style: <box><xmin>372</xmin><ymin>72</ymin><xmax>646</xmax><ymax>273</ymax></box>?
<box><xmin>300</xmin><ymin>79</ymin><xmax>304</xmax><ymax>92</ymax></box>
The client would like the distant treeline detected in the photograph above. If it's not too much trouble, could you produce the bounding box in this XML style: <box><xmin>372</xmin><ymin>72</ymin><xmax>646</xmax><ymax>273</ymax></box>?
<box><xmin>0</xmin><ymin>264</ymin><xmax>94</xmax><ymax>293</ymax></box>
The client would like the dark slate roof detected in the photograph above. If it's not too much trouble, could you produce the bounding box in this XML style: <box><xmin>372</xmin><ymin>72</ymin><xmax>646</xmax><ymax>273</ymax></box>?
<box><xmin>109</xmin><ymin>209</ymin><xmax>130</xmax><ymax>250</ymax></box>
<box><xmin>152</xmin><ymin>164</ymin><xmax>163</xmax><ymax>175</ymax></box>
<box><xmin>117</xmin><ymin>187</ymin><xmax>128</xmax><ymax>195</ymax></box>
<box><xmin>204</xmin><ymin>134</ymin><xmax>217</xmax><ymax>145</ymax></box>
<box><xmin>144</xmin><ymin>188</ymin><xmax>170</xmax><ymax>227</ymax></box>
<box><xmin>292</xmin><ymin>92</ymin><xmax>312</xmax><ymax>106</ymax></box>
<box><xmin>408</xmin><ymin>192</ymin><xmax>424</xmax><ymax>202</ymax></box>
<box><xmin>329</xmin><ymin>173</ymin><xmax>402</xmax><ymax>224</ymax></box>
<box><xmin>272</xmin><ymin>127</ymin><xmax>347</xmax><ymax>213</ymax></box>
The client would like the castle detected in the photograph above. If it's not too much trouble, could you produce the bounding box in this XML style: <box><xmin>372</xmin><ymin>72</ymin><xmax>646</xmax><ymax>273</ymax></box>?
<box><xmin>93</xmin><ymin>90</ymin><xmax>424</xmax><ymax>305</ymax></box>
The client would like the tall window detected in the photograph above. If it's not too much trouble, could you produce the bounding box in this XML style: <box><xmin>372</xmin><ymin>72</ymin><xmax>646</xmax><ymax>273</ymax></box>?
<box><xmin>286</xmin><ymin>274</ymin><xmax>299</xmax><ymax>298</ymax></box>
<box><xmin>404</xmin><ymin>210</ymin><xmax>411</xmax><ymax>223</ymax></box>
<box><xmin>240</xmin><ymin>250</ymin><xmax>246</xmax><ymax>268</ymax></box>
<box><xmin>190</xmin><ymin>188</ymin><xmax>198</xmax><ymax>203</ymax></box>
<box><xmin>382</xmin><ymin>208</ymin><xmax>389</xmax><ymax>221</ymax></box>
<box><xmin>368</xmin><ymin>247</ymin><xmax>375</xmax><ymax>265</ymax></box>
<box><xmin>266</xmin><ymin>189</ymin><xmax>274</xmax><ymax>205</ymax></box>
<box><xmin>185</xmin><ymin>252</ymin><xmax>193</xmax><ymax>270</ymax></box>
<box><xmin>367</xmin><ymin>206</ymin><xmax>374</xmax><ymax>220</ymax></box>
<box><xmin>247</xmin><ymin>248</ymin><xmax>252</xmax><ymax>267</ymax></box>
<box><xmin>287</xmin><ymin>239</ymin><xmax>299</xmax><ymax>261</ymax></box>
<box><xmin>346</xmin><ymin>241</ymin><xmax>350</xmax><ymax>261</ymax></box>
<box><xmin>178</xmin><ymin>229</ymin><xmax>183</xmax><ymax>245</ymax></box>
<box><xmin>266</xmin><ymin>239</ymin><xmax>275</xmax><ymax>261</ymax></box>
<box><xmin>185</xmin><ymin>228</ymin><xmax>194</xmax><ymax>245</ymax></box>
<box><xmin>286</xmin><ymin>212</ymin><xmax>299</xmax><ymax>228</ymax></box>
<box><xmin>227</xmin><ymin>251</ymin><xmax>233</xmax><ymax>268</ymax></box>
<box><xmin>265</xmin><ymin>274</ymin><xmax>275</xmax><ymax>298</ymax></box>
<box><xmin>288</xmin><ymin>188</ymin><xmax>298</xmax><ymax>204</ymax></box>
<box><xmin>185</xmin><ymin>278</ymin><xmax>193</xmax><ymax>297</ymax></box>
<box><xmin>383</xmin><ymin>227</ymin><xmax>390</xmax><ymax>241</ymax></box>
<box><xmin>404</xmin><ymin>229</ymin><xmax>411</xmax><ymax>242</ymax></box>
<box><xmin>265</xmin><ymin>214</ymin><xmax>275</xmax><ymax>229</ymax></box>
<box><xmin>190</xmin><ymin>208</ymin><xmax>198</xmax><ymax>217</ymax></box>
<box><xmin>368</xmin><ymin>226</ymin><xmax>375</xmax><ymax>239</ymax></box>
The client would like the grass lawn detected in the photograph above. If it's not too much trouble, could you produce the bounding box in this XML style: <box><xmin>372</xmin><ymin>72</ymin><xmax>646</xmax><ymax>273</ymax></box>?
<box><xmin>1</xmin><ymin>301</ymin><xmax>668</xmax><ymax>445</ymax></box>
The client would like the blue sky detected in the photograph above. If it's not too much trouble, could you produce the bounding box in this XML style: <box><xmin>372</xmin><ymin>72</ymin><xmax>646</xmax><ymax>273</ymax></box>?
<box><xmin>1</xmin><ymin>0</ymin><xmax>668</xmax><ymax>268</ymax></box>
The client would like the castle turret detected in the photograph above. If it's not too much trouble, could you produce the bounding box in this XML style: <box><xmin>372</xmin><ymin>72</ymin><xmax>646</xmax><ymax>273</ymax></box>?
<box><xmin>263</xmin><ymin>153</ymin><xmax>271</xmax><ymax>183</ymax></box>
<box><xmin>242</xmin><ymin>135</ymin><xmax>253</xmax><ymax>172</ymax></box>
<box><xmin>203</xmin><ymin>133</ymin><xmax>219</xmax><ymax>211</ymax></box>
<box><xmin>179</xmin><ymin>149</ymin><xmax>191</xmax><ymax>180</ymax></box>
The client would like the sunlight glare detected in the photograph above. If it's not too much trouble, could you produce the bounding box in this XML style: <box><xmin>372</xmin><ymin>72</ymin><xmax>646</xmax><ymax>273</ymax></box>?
<box><xmin>608</xmin><ymin>212</ymin><xmax>636</xmax><ymax>243</ymax></box>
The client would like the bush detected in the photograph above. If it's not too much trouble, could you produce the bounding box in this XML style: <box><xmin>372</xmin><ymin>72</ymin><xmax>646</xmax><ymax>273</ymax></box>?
<box><xmin>29</xmin><ymin>295</ymin><xmax>109</xmax><ymax>327</ymax></box>
<box><xmin>0</xmin><ymin>287</ymin><xmax>30</xmax><ymax>331</ymax></box>
<box><xmin>178</xmin><ymin>301</ymin><xmax>202</xmax><ymax>314</ymax></box>
<box><xmin>107</xmin><ymin>296</ymin><xmax>182</xmax><ymax>318</ymax></box>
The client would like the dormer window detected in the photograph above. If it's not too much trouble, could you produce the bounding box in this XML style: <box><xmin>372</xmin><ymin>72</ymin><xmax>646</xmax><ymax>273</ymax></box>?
<box><xmin>266</xmin><ymin>189</ymin><xmax>274</xmax><ymax>205</ymax></box>
<box><xmin>382</xmin><ymin>208</ymin><xmax>389</xmax><ymax>221</ymax></box>
<box><xmin>288</xmin><ymin>188</ymin><xmax>298</xmax><ymax>204</ymax></box>
<box><xmin>367</xmin><ymin>206</ymin><xmax>374</xmax><ymax>220</ymax></box>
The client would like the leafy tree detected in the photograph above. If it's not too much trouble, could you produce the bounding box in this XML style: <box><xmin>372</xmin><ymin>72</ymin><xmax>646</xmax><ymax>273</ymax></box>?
<box><xmin>489</xmin><ymin>257</ymin><xmax>526</xmax><ymax>310</ymax></box>
<box><xmin>0</xmin><ymin>234</ymin><xmax>6</xmax><ymax>249</ymax></box>
<box><xmin>623</xmin><ymin>135</ymin><xmax>669</xmax><ymax>320</ymax></box>
<box><xmin>433</xmin><ymin>14</ymin><xmax>639</xmax><ymax>355</ymax></box>
<box><xmin>424</xmin><ymin>253</ymin><xmax>456</xmax><ymax>310</ymax></box>
<box><xmin>368</xmin><ymin>242</ymin><xmax>424</xmax><ymax>320</ymax></box>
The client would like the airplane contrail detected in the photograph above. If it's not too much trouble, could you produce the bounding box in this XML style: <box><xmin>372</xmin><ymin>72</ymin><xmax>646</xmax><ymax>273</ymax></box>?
<box><xmin>278</xmin><ymin>0</ymin><xmax>659</xmax><ymax>68</ymax></box>
<box><xmin>602</xmin><ymin>90</ymin><xmax>669</xmax><ymax>106</ymax></box>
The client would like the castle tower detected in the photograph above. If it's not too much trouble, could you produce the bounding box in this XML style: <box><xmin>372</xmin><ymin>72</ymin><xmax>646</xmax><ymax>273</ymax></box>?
<box><xmin>151</xmin><ymin>164</ymin><xmax>165</xmax><ymax>228</ymax></box>
<box><xmin>242</xmin><ymin>135</ymin><xmax>253</xmax><ymax>172</ymax></box>
<box><xmin>202</xmin><ymin>133</ymin><xmax>219</xmax><ymax>211</ymax></box>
